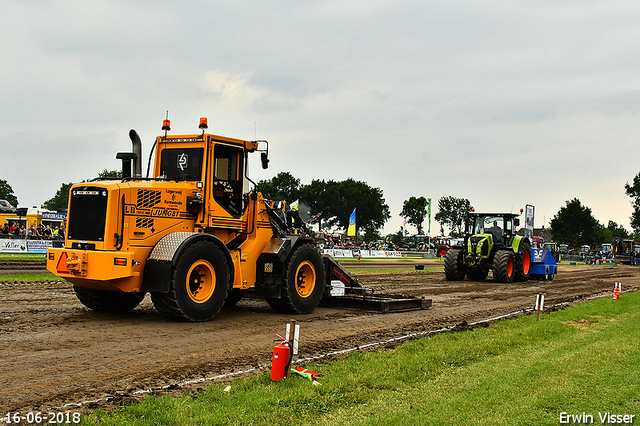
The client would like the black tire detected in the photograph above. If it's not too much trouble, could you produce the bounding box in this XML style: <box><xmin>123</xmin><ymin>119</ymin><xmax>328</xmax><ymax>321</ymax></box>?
<box><xmin>266</xmin><ymin>243</ymin><xmax>325</xmax><ymax>314</ymax></box>
<box><xmin>548</xmin><ymin>274</ymin><xmax>554</xmax><ymax>281</ymax></box>
<box><xmin>224</xmin><ymin>289</ymin><xmax>246</xmax><ymax>308</ymax></box>
<box><xmin>444</xmin><ymin>249</ymin><xmax>465</xmax><ymax>281</ymax></box>
<box><xmin>467</xmin><ymin>267</ymin><xmax>488</xmax><ymax>281</ymax></box>
<box><xmin>514</xmin><ymin>240</ymin><xmax>531</xmax><ymax>282</ymax></box>
<box><xmin>493</xmin><ymin>250</ymin><xmax>515</xmax><ymax>283</ymax></box>
<box><xmin>73</xmin><ymin>285</ymin><xmax>145</xmax><ymax>313</ymax></box>
<box><xmin>151</xmin><ymin>241</ymin><xmax>230</xmax><ymax>322</ymax></box>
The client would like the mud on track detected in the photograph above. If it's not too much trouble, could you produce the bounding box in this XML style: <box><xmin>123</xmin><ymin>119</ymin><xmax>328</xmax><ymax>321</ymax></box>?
<box><xmin>1</xmin><ymin>263</ymin><xmax>638</xmax><ymax>415</ymax></box>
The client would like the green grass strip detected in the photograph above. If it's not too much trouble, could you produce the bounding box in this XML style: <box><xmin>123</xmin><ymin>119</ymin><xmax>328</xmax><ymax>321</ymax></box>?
<box><xmin>83</xmin><ymin>292</ymin><xmax>640</xmax><ymax>426</ymax></box>
<box><xmin>0</xmin><ymin>253</ymin><xmax>47</xmax><ymax>261</ymax></box>
<box><xmin>0</xmin><ymin>272</ymin><xmax>58</xmax><ymax>283</ymax></box>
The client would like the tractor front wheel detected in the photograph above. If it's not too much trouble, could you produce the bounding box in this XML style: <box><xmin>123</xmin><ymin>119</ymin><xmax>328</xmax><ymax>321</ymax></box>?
<box><xmin>444</xmin><ymin>249</ymin><xmax>466</xmax><ymax>281</ymax></box>
<box><xmin>493</xmin><ymin>250</ymin><xmax>515</xmax><ymax>283</ymax></box>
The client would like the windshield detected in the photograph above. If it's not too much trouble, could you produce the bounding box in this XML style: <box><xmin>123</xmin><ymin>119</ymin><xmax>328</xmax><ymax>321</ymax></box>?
<box><xmin>473</xmin><ymin>216</ymin><xmax>506</xmax><ymax>235</ymax></box>
<box><xmin>160</xmin><ymin>148</ymin><xmax>204</xmax><ymax>181</ymax></box>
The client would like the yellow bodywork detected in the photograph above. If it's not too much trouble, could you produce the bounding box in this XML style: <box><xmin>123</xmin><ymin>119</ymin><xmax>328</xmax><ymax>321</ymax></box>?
<box><xmin>47</xmin><ymin>132</ymin><xmax>275</xmax><ymax>293</ymax></box>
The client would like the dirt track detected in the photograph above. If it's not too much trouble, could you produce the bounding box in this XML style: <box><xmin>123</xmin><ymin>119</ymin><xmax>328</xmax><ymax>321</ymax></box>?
<box><xmin>1</xmin><ymin>262</ymin><xmax>638</xmax><ymax>415</ymax></box>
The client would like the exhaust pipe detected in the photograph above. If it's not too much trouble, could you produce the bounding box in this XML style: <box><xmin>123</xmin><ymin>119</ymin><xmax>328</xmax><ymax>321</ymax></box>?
<box><xmin>129</xmin><ymin>129</ymin><xmax>142</xmax><ymax>178</ymax></box>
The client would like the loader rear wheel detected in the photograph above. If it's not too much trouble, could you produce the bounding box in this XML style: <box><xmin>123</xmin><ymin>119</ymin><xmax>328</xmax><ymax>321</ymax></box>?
<box><xmin>151</xmin><ymin>241</ymin><xmax>230</xmax><ymax>322</ymax></box>
<box><xmin>514</xmin><ymin>240</ymin><xmax>531</xmax><ymax>282</ymax></box>
<box><xmin>73</xmin><ymin>285</ymin><xmax>145</xmax><ymax>313</ymax></box>
<box><xmin>444</xmin><ymin>249</ymin><xmax>465</xmax><ymax>281</ymax></box>
<box><xmin>493</xmin><ymin>250</ymin><xmax>514</xmax><ymax>283</ymax></box>
<box><xmin>267</xmin><ymin>243</ymin><xmax>325</xmax><ymax>314</ymax></box>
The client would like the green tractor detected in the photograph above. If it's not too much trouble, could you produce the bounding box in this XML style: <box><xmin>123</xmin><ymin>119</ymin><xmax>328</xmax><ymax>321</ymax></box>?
<box><xmin>444</xmin><ymin>212</ymin><xmax>531</xmax><ymax>283</ymax></box>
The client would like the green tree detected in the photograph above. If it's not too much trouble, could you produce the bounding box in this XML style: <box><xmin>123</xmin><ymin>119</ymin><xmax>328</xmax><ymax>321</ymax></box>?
<box><xmin>42</xmin><ymin>182</ymin><xmax>74</xmax><ymax>210</ymax></box>
<box><xmin>434</xmin><ymin>196</ymin><xmax>472</xmax><ymax>236</ymax></box>
<box><xmin>625</xmin><ymin>172</ymin><xmax>640</xmax><ymax>234</ymax></box>
<box><xmin>256</xmin><ymin>172</ymin><xmax>301</xmax><ymax>206</ymax></box>
<box><xmin>400</xmin><ymin>196</ymin><xmax>428</xmax><ymax>234</ymax></box>
<box><xmin>549</xmin><ymin>198</ymin><xmax>600</xmax><ymax>248</ymax></box>
<box><xmin>0</xmin><ymin>179</ymin><xmax>18</xmax><ymax>206</ymax></box>
<box><xmin>300</xmin><ymin>178</ymin><xmax>390</xmax><ymax>237</ymax></box>
<box><xmin>605</xmin><ymin>220</ymin><xmax>630</xmax><ymax>240</ymax></box>
<box><xmin>41</xmin><ymin>169</ymin><xmax>124</xmax><ymax>211</ymax></box>
<box><xmin>97</xmin><ymin>169</ymin><xmax>122</xmax><ymax>179</ymax></box>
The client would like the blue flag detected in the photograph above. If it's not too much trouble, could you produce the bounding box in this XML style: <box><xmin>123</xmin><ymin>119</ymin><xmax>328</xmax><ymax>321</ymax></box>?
<box><xmin>347</xmin><ymin>208</ymin><xmax>356</xmax><ymax>236</ymax></box>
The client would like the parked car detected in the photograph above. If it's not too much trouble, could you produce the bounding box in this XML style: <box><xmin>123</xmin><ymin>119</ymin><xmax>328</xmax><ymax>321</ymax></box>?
<box><xmin>0</xmin><ymin>199</ymin><xmax>16</xmax><ymax>213</ymax></box>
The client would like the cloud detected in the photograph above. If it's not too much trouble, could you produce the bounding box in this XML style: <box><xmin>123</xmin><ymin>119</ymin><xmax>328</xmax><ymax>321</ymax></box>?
<box><xmin>2</xmin><ymin>0</ymin><xmax>640</xmax><ymax>235</ymax></box>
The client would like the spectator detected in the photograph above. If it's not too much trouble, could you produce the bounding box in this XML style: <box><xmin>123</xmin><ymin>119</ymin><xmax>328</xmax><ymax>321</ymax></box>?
<box><xmin>43</xmin><ymin>225</ymin><xmax>52</xmax><ymax>239</ymax></box>
<box><xmin>1</xmin><ymin>223</ymin><xmax>8</xmax><ymax>235</ymax></box>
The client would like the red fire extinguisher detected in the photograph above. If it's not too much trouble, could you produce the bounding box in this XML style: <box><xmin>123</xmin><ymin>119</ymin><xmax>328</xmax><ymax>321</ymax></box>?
<box><xmin>271</xmin><ymin>334</ymin><xmax>292</xmax><ymax>381</ymax></box>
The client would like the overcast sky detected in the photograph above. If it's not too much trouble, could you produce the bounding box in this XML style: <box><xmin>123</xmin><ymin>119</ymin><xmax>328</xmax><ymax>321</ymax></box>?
<box><xmin>3</xmin><ymin>0</ymin><xmax>640</xmax><ymax>236</ymax></box>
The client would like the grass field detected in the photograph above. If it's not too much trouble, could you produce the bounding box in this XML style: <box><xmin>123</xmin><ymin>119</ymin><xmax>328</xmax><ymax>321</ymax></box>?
<box><xmin>0</xmin><ymin>252</ymin><xmax>46</xmax><ymax>261</ymax></box>
<box><xmin>82</xmin><ymin>290</ymin><xmax>640</xmax><ymax>425</ymax></box>
<box><xmin>0</xmin><ymin>272</ymin><xmax>57</xmax><ymax>283</ymax></box>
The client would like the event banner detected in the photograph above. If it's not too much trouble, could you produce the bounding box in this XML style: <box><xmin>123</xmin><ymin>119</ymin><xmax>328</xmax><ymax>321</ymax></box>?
<box><xmin>322</xmin><ymin>249</ymin><xmax>402</xmax><ymax>258</ymax></box>
<box><xmin>0</xmin><ymin>239</ymin><xmax>53</xmax><ymax>253</ymax></box>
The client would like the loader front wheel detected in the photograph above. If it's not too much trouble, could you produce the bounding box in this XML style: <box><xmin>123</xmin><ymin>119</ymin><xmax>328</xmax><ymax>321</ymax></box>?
<box><xmin>444</xmin><ymin>249</ymin><xmax>465</xmax><ymax>281</ymax></box>
<box><xmin>493</xmin><ymin>250</ymin><xmax>514</xmax><ymax>283</ymax></box>
<box><xmin>151</xmin><ymin>241</ymin><xmax>230</xmax><ymax>322</ymax></box>
<box><xmin>267</xmin><ymin>243</ymin><xmax>325</xmax><ymax>314</ymax></box>
<box><xmin>73</xmin><ymin>285</ymin><xmax>145</xmax><ymax>313</ymax></box>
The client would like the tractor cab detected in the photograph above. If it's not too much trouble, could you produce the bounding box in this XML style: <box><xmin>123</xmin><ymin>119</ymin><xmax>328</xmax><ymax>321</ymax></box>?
<box><xmin>466</xmin><ymin>213</ymin><xmax>518</xmax><ymax>246</ymax></box>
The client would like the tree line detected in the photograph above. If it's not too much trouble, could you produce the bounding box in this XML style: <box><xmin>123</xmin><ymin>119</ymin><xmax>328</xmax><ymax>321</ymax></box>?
<box><xmin>3</xmin><ymin>168</ymin><xmax>640</xmax><ymax>246</ymax></box>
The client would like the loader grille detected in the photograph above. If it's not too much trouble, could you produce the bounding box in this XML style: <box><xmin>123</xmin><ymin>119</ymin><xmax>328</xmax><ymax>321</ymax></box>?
<box><xmin>137</xmin><ymin>189</ymin><xmax>161</xmax><ymax>209</ymax></box>
<box><xmin>67</xmin><ymin>187</ymin><xmax>108</xmax><ymax>242</ymax></box>
<box><xmin>136</xmin><ymin>217</ymin><xmax>155</xmax><ymax>228</ymax></box>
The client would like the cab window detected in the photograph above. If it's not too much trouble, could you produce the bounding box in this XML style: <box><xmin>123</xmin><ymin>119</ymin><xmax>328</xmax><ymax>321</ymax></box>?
<box><xmin>213</xmin><ymin>145</ymin><xmax>244</xmax><ymax>216</ymax></box>
<box><xmin>160</xmin><ymin>148</ymin><xmax>204</xmax><ymax>181</ymax></box>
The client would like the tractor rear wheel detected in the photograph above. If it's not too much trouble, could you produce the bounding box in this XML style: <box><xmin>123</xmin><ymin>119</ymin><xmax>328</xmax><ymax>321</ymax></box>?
<box><xmin>444</xmin><ymin>249</ymin><xmax>465</xmax><ymax>281</ymax></box>
<box><xmin>73</xmin><ymin>285</ymin><xmax>145</xmax><ymax>313</ymax></box>
<box><xmin>267</xmin><ymin>243</ymin><xmax>325</xmax><ymax>314</ymax></box>
<box><xmin>151</xmin><ymin>241</ymin><xmax>230</xmax><ymax>322</ymax></box>
<box><xmin>493</xmin><ymin>250</ymin><xmax>515</xmax><ymax>283</ymax></box>
<box><xmin>514</xmin><ymin>240</ymin><xmax>531</xmax><ymax>282</ymax></box>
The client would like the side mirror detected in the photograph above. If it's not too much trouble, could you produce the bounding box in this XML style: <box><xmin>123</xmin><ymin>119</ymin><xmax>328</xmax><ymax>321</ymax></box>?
<box><xmin>514</xmin><ymin>218</ymin><xmax>520</xmax><ymax>227</ymax></box>
<box><xmin>261</xmin><ymin>152</ymin><xmax>269</xmax><ymax>169</ymax></box>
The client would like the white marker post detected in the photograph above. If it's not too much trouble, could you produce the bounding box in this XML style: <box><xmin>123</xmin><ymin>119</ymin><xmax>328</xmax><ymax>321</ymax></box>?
<box><xmin>284</xmin><ymin>321</ymin><xmax>300</xmax><ymax>379</ymax></box>
<box><xmin>535</xmin><ymin>294</ymin><xmax>545</xmax><ymax>321</ymax></box>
